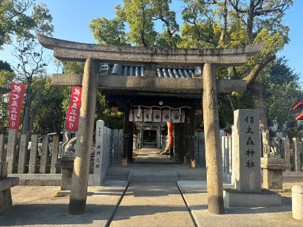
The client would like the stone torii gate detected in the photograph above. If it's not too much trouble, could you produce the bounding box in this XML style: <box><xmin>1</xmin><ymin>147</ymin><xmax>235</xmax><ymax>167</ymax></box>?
<box><xmin>38</xmin><ymin>34</ymin><xmax>262</xmax><ymax>215</ymax></box>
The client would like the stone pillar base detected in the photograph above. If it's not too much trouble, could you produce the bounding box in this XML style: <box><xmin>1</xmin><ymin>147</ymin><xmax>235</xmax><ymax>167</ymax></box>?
<box><xmin>263</xmin><ymin>168</ymin><xmax>283</xmax><ymax>189</ymax></box>
<box><xmin>0</xmin><ymin>189</ymin><xmax>12</xmax><ymax>215</ymax></box>
<box><xmin>0</xmin><ymin>162</ymin><xmax>19</xmax><ymax>215</ymax></box>
<box><xmin>60</xmin><ymin>155</ymin><xmax>74</xmax><ymax>190</ymax></box>
<box><xmin>224</xmin><ymin>189</ymin><xmax>281</xmax><ymax>208</ymax></box>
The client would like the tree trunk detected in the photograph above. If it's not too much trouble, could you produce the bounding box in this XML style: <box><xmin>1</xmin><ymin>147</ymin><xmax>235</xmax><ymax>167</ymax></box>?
<box><xmin>21</xmin><ymin>79</ymin><xmax>32</xmax><ymax>144</ymax></box>
<box><xmin>247</xmin><ymin>84</ymin><xmax>268</xmax><ymax>131</ymax></box>
<box><xmin>219</xmin><ymin>0</ymin><xmax>228</xmax><ymax>47</ymax></box>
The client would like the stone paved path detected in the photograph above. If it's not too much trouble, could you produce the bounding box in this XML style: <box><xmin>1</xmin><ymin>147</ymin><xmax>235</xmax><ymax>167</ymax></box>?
<box><xmin>109</xmin><ymin>181</ymin><xmax>195</xmax><ymax>227</ymax></box>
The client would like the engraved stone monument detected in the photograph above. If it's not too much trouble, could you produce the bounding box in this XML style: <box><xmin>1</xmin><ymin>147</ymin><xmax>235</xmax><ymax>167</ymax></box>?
<box><xmin>224</xmin><ymin>109</ymin><xmax>281</xmax><ymax>207</ymax></box>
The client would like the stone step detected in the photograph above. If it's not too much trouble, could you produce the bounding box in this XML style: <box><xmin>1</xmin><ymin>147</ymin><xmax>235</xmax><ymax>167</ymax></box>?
<box><xmin>8</xmin><ymin>174</ymin><xmax>60</xmax><ymax>186</ymax></box>
<box><xmin>104</xmin><ymin>162</ymin><xmax>207</xmax><ymax>183</ymax></box>
<box><xmin>104</xmin><ymin>175</ymin><xmax>129</xmax><ymax>181</ymax></box>
<box><xmin>129</xmin><ymin>174</ymin><xmax>178</xmax><ymax>182</ymax></box>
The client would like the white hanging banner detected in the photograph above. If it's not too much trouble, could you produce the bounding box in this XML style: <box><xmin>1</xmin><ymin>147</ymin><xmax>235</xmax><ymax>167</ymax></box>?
<box><xmin>144</xmin><ymin>109</ymin><xmax>153</xmax><ymax>122</ymax></box>
<box><xmin>171</xmin><ymin>110</ymin><xmax>181</xmax><ymax>123</ymax></box>
<box><xmin>181</xmin><ymin>111</ymin><xmax>185</xmax><ymax>123</ymax></box>
<box><xmin>134</xmin><ymin>108</ymin><xmax>142</xmax><ymax>122</ymax></box>
<box><xmin>129</xmin><ymin>109</ymin><xmax>134</xmax><ymax>122</ymax></box>
<box><xmin>153</xmin><ymin>109</ymin><xmax>162</xmax><ymax>122</ymax></box>
<box><xmin>129</xmin><ymin>108</ymin><xmax>185</xmax><ymax>123</ymax></box>
<box><xmin>162</xmin><ymin>109</ymin><xmax>171</xmax><ymax>122</ymax></box>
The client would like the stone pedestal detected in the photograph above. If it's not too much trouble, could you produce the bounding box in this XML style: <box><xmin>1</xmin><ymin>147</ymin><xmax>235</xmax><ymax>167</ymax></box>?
<box><xmin>261</xmin><ymin>157</ymin><xmax>286</xmax><ymax>189</ymax></box>
<box><xmin>224</xmin><ymin>189</ymin><xmax>281</xmax><ymax>207</ymax></box>
<box><xmin>0</xmin><ymin>162</ymin><xmax>19</xmax><ymax>215</ymax></box>
<box><xmin>292</xmin><ymin>185</ymin><xmax>303</xmax><ymax>220</ymax></box>
<box><xmin>60</xmin><ymin>154</ymin><xmax>74</xmax><ymax>190</ymax></box>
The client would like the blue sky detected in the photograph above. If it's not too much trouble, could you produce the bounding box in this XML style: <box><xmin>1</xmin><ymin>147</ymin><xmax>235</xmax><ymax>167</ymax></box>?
<box><xmin>1</xmin><ymin>0</ymin><xmax>302</xmax><ymax>78</ymax></box>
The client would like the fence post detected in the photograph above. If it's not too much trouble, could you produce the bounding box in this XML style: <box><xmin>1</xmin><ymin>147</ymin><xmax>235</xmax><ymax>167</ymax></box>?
<box><xmin>17</xmin><ymin>134</ymin><xmax>27</xmax><ymax>173</ymax></box>
<box><xmin>293</xmin><ymin>138</ymin><xmax>302</xmax><ymax>172</ymax></box>
<box><xmin>0</xmin><ymin>134</ymin><xmax>6</xmax><ymax>162</ymax></box>
<box><xmin>39</xmin><ymin>135</ymin><xmax>49</xmax><ymax>173</ymax></box>
<box><xmin>283</xmin><ymin>136</ymin><xmax>291</xmax><ymax>171</ymax></box>
<box><xmin>7</xmin><ymin>129</ymin><xmax>18</xmax><ymax>174</ymax></box>
<box><xmin>28</xmin><ymin>134</ymin><xmax>38</xmax><ymax>174</ymax></box>
<box><xmin>50</xmin><ymin>135</ymin><xmax>59</xmax><ymax>174</ymax></box>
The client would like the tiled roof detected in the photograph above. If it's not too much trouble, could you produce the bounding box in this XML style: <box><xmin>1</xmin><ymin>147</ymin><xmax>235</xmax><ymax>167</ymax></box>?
<box><xmin>100</xmin><ymin>64</ymin><xmax>198</xmax><ymax>78</ymax></box>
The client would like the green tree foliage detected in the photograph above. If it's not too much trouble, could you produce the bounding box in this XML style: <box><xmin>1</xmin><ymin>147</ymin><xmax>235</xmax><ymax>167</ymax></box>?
<box><xmin>0</xmin><ymin>61</ymin><xmax>14</xmax><ymax>133</ymax></box>
<box><xmin>0</xmin><ymin>70</ymin><xmax>14</xmax><ymax>86</ymax></box>
<box><xmin>0</xmin><ymin>60</ymin><xmax>13</xmax><ymax>72</ymax></box>
<box><xmin>90</xmin><ymin>5</ymin><xmax>129</xmax><ymax>46</ymax></box>
<box><xmin>256</xmin><ymin>58</ymin><xmax>303</xmax><ymax>135</ymax></box>
<box><xmin>0</xmin><ymin>0</ymin><xmax>53</xmax><ymax>47</ymax></box>
<box><xmin>90</xmin><ymin>0</ymin><xmax>293</xmax><ymax>81</ymax></box>
<box><xmin>64</xmin><ymin>62</ymin><xmax>84</xmax><ymax>75</ymax></box>
<box><xmin>30</xmin><ymin>77</ymin><xmax>67</xmax><ymax>134</ymax></box>
<box><xmin>90</xmin><ymin>0</ymin><xmax>180</xmax><ymax>48</ymax></box>
<box><xmin>95</xmin><ymin>94</ymin><xmax>124</xmax><ymax>129</ymax></box>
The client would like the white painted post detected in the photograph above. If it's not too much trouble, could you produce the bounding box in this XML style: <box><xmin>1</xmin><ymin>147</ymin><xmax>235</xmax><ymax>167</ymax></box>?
<box><xmin>94</xmin><ymin>120</ymin><xmax>104</xmax><ymax>185</ymax></box>
<box><xmin>292</xmin><ymin>185</ymin><xmax>303</xmax><ymax>220</ymax></box>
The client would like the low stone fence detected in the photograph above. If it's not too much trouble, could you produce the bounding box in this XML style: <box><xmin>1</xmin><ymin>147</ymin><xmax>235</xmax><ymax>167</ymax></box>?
<box><xmin>0</xmin><ymin>128</ymin><xmax>302</xmax><ymax>186</ymax></box>
<box><xmin>221</xmin><ymin>136</ymin><xmax>303</xmax><ymax>182</ymax></box>
<box><xmin>0</xmin><ymin>121</ymin><xmax>123</xmax><ymax>186</ymax></box>
<box><xmin>1</xmin><ymin>133</ymin><xmax>62</xmax><ymax>174</ymax></box>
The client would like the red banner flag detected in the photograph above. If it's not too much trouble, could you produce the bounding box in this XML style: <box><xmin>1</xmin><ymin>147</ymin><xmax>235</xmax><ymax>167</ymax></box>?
<box><xmin>8</xmin><ymin>83</ymin><xmax>26</xmax><ymax>130</ymax></box>
<box><xmin>65</xmin><ymin>86</ymin><xmax>82</xmax><ymax>131</ymax></box>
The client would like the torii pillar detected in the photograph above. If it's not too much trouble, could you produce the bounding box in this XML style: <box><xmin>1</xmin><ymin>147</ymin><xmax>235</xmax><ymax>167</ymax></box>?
<box><xmin>69</xmin><ymin>59</ymin><xmax>98</xmax><ymax>215</ymax></box>
<box><xmin>203</xmin><ymin>63</ymin><xmax>224</xmax><ymax>214</ymax></box>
